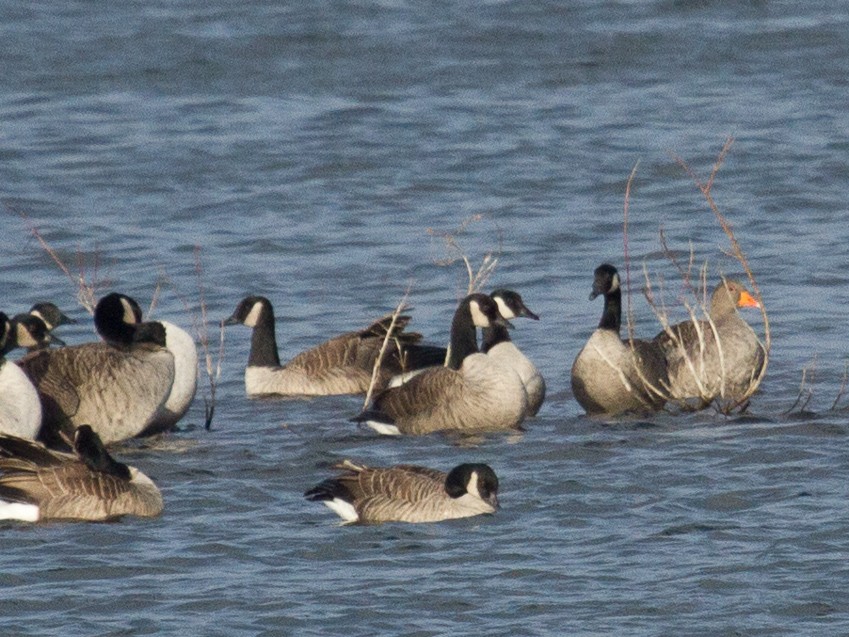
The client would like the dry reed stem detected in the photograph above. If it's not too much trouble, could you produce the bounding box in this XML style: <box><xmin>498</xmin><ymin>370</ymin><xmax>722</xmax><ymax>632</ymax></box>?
<box><xmin>362</xmin><ymin>288</ymin><xmax>412</xmax><ymax>410</ymax></box>
<box><xmin>428</xmin><ymin>214</ymin><xmax>502</xmax><ymax>295</ymax></box>
<box><xmin>7</xmin><ymin>203</ymin><xmax>104</xmax><ymax>314</ymax></box>
<box><xmin>670</xmin><ymin>136</ymin><xmax>771</xmax><ymax>412</ymax></box>
<box><xmin>830</xmin><ymin>362</ymin><xmax>849</xmax><ymax>411</ymax></box>
<box><xmin>193</xmin><ymin>246</ymin><xmax>223</xmax><ymax>430</ymax></box>
<box><xmin>622</xmin><ymin>161</ymin><xmax>639</xmax><ymax>343</ymax></box>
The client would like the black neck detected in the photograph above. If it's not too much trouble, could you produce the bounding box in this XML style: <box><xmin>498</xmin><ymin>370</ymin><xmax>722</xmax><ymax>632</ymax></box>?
<box><xmin>249</xmin><ymin>307</ymin><xmax>282</xmax><ymax>367</ymax></box>
<box><xmin>481</xmin><ymin>323</ymin><xmax>511</xmax><ymax>353</ymax></box>
<box><xmin>599</xmin><ymin>287</ymin><xmax>621</xmax><ymax>332</ymax></box>
<box><xmin>447</xmin><ymin>300</ymin><xmax>481</xmax><ymax>370</ymax></box>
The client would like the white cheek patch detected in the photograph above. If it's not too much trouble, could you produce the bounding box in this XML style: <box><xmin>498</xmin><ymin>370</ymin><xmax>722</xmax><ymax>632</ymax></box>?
<box><xmin>610</xmin><ymin>273</ymin><xmax>621</xmax><ymax>292</ymax></box>
<box><xmin>469</xmin><ymin>301</ymin><xmax>491</xmax><ymax>327</ymax></box>
<box><xmin>243</xmin><ymin>301</ymin><xmax>264</xmax><ymax>328</ymax></box>
<box><xmin>16</xmin><ymin>323</ymin><xmax>38</xmax><ymax>348</ymax></box>
<box><xmin>466</xmin><ymin>470</ymin><xmax>479</xmax><ymax>498</ymax></box>
<box><xmin>120</xmin><ymin>298</ymin><xmax>138</xmax><ymax>324</ymax></box>
<box><xmin>494</xmin><ymin>297</ymin><xmax>515</xmax><ymax>319</ymax></box>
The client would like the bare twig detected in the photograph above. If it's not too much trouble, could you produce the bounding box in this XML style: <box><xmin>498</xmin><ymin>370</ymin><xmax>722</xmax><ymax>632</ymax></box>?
<box><xmin>427</xmin><ymin>214</ymin><xmax>502</xmax><ymax>295</ymax></box>
<box><xmin>362</xmin><ymin>288</ymin><xmax>412</xmax><ymax>410</ymax></box>
<box><xmin>192</xmin><ymin>246</ymin><xmax>223</xmax><ymax>430</ymax></box>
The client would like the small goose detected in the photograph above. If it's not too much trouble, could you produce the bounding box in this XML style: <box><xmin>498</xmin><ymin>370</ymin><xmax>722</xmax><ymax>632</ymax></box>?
<box><xmin>26</xmin><ymin>302</ymin><xmax>76</xmax><ymax>348</ymax></box>
<box><xmin>223</xmin><ymin>295</ymin><xmax>443</xmax><ymax>397</ymax></box>
<box><xmin>0</xmin><ymin>425</ymin><xmax>163</xmax><ymax>522</ymax></box>
<box><xmin>352</xmin><ymin>293</ymin><xmax>528</xmax><ymax>435</ymax></box>
<box><xmin>655</xmin><ymin>277</ymin><xmax>765</xmax><ymax>406</ymax></box>
<box><xmin>0</xmin><ymin>313</ymin><xmax>52</xmax><ymax>439</ymax></box>
<box><xmin>105</xmin><ymin>293</ymin><xmax>198</xmax><ymax>433</ymax></box>
<box><xmin>18</xmin><ymin>292</ymin><xmax>175</xmax><ymax>447</ymax></box>
<box><xmin>304</xmin><ymin>460</ymin><xmax>499</xmax><ymax>524</ymax></box>
<box><xmin>483</xmin><ymin>289</ymin><xmax>546</xmax><ymax>416</ymax></box>
<box><xmin>571</xmin><ymin>264</ymin><xmax>668</xmax><ymax>416</ymax></box>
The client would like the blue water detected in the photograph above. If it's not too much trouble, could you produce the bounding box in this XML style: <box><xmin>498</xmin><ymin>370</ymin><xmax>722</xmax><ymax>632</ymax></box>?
<box><xmin>2</xmin><ymin>1</ymin><xmax>849</xmax><ymax>635</ymax></box>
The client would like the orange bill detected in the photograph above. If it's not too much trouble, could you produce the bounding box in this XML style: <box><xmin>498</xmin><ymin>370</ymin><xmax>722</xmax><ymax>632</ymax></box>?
<box><xmin>737</xmin><ymin>290</ymin><xmax>761</xmax><ymax>309</ymax></box>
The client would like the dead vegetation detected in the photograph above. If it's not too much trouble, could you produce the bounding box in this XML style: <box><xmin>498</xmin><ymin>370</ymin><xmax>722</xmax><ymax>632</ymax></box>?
<box><xmin>620</xmin><ymin>137</ymin><xmax>771</xmax><ymax>415</ymax></box>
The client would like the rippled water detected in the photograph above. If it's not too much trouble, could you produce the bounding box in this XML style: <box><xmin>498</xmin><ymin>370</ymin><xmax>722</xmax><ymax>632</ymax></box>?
<box><xmin>2</xmin><ymin>1</ymin><xmax>849</xmax><ymax>635</ymax></box>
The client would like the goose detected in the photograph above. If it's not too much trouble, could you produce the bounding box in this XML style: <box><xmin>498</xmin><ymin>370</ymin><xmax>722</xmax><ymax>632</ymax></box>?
<box><xmin>27</xmin><ymin>302</ymin><xmax>76</xmax><ymax>347</ymax></box>
<box><xmin>104</xmin><ymin>293</ymin><xmax>198</xmax><ymax>433</ymax></box>
<box><xmin>18</xmin><ymin>292</ymin><xmax>175</xmax><ymax>447</ymax></box>
<box><xmin>0</xmin><ymin>425</ymin><xmax>163</xmax><ymax>522</ymax></box>
<box><xmin>304</xmin><ymin>460</ymin><xmax>499</xmax><ymax>524</ymax></box>
<box><xmin>0</xmin><ymin>314</ymin><xmax>52</xmax><ymax>439</ymax></box>
<box><xmin>352</xmin><ymin>293</ymin><xmax>528</xmax><ymax>435</ymax></box>
<box><xmin>571</xmin><ymin>264</ymin><xmax>668</xmax><ymax>416</ymax></box>
<box><xmin>222</xmin><ymin>295</ymin><xmax>444</xmax><ymax>397</ymax></box>
<box><xmin>483</xmin><ymin>289</ymin><xmax>546</xmax><ymax>416</ymax></box>
<box><xmin>654</xmin><ymin>277</ymin><xmax>765</xmax><ymax>406</ymax></box>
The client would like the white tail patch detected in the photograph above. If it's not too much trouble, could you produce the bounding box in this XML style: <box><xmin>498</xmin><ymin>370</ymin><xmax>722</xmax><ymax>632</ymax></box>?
<box><xmin>243</xmin><ymin>301</ymin><xmax>265</xmax><ymax>328</ymax></box>
<box><xmin>322</xmin><ymin>498</ymin><xmax>359</xmax><ymax>523</ymax></box>
<box><xmin>0</xmin><ymin>501</ymin><xmax>40</xmax><ymax>522</ymax></box>
<box><xmin>364</xmin><ymin>420</ymin><xmax>402</xmax><ymax>436</ymax></box>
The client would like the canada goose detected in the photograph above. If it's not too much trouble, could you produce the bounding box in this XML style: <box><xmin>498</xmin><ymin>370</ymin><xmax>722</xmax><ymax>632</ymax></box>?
<box><xmin>304</xmin><ymin>460</ymin><xmax>499</xmax><ymax>524</ymax></box>
<box><xmin>352</xmin><ymin>293</ymin><xmax>528</xmax><ymax>435</ymax></box>
<box><xmin>0</xmin><ymin>314</ymin><xmax>50</xmax><ymax>439</ymax></box>
<box><xmin>102</xmin><ymin>293</ymin><xmax>198</xmax><ymax>433</ymax></box>
<box><xmin>222</xmin><ymin>295</ymin><xmax>444</xmax><ymax>397</ymax></box>
<box><xmin>655</xmin><ymin>277</ymin><xmax>765</xmax><ymax>405</ymax></box>
<box><xmin>571</xmin><ymin>264</ymin><xmax>668</xmax><ymax>416</ymax></box>
<box><xmin>0</xmin><ymin>425</ymin><xmax>163</xmax><ymax>522</ymax></box>
<box><xmin>18</xmin><ymin>292</ymin><xmax>175</xmax><ymax>447</ymax></box>
<box><xmin>483</xmin><ymin>289</ymin><xmax>546</xmax><ymax>416</ymax></box>
<box><xmin>27</xmin><ymin>302</ymin><xmax>76</xmax><ymax>348</ymax></box>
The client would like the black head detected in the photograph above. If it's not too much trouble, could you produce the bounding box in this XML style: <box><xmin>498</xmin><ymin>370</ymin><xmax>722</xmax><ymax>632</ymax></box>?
<box><xmin>590</xmin><ymin>263</ymin><xmax>621</xmax><ymax>300</ymax></box>
<box><xmin>463</xmin><ymin>293</ymin><xmax>510</xmax><ymax>329</ymax></box>
<box><xmin>0</xmin><ymin>312</ymin><xmax>9</xmax><ymax>353</ymax></box>
<box><xmin>445</xmin><ymin>463</ymin><xmax>500</xmax><ymax>508</ymax></box>
<box><xmin>29</xmin><ymin>302</ymin><xmax>77</xmax><ymax>330</ymax></box>
<box><xmin>9</xmin><ymin>314</ymin><xmax>54</xmax><ymax>351</ymax></box>
<box><xmin>74</xmin><ymin>425</ymin><xmax>132</xmax><ymax>480</ymax></box>
<box><xmin>490</xmin><ymin>289</ymin><xmax>539</xmax><ymax>321</ymax></box>
<box><xmin>95</xmin><ymin>293</ymin><xmax>143</xmax><ymax>344</ymax></box>
<box><xmin>223</xmin><ymin>296</ymin><xmax>273</xmax><ymax>328</ymax></box>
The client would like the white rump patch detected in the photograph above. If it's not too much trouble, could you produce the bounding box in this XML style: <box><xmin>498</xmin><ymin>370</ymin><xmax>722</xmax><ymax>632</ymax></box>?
<box><xmin>243</xmin><ymin>301</ymin><xmax>265</xmax><ymax>328</ymax></box>
<box><xmin>0</xmin><ymin>501</ymin><xmax>40</xmax><ymax>522</ymax></box>
<box><xmin>493</xmin><ymin>296</ymin><xmax>515</xmax><ymax>319</ymax></box>
<box><xmin>364</xmin><ymin>420</ymin><xmax>402</xmax><ymax>436</ymax></box>
<box><xmin>323</xmin><ymin>498</ymin><xmax>359</xmax><ymax>523</ymax></box>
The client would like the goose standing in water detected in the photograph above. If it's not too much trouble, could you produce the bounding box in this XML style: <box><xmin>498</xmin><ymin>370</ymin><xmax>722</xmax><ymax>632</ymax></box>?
<box><xmin>0</xmin><ymin>425</ymin><xmax>163</xmax><ymax>522</ymax></box>
<box><xmin>483</xmin><ymin>289</ymin><xmax>545</xmax><ymax>416</ymax></box>
<box><xmin>571</xmin><ymin>264</ymin><xmax>668</xmax><ymax>416</ymax></box>
<box><xmin>223</xmin><ymin>295</ymin><xmax>444</xmax><ymax>397</ymax></box>
<box><xmin>655</xmin><ymin>277</ymin><xmax>765</xmax><ymax>407</ymax></box>
<box><xmin>304</xmin><ymin>460</ymin><xmax>499</xmax><ymax>524</ymax></box>
<box><xmin>0</xmin><ymin>313</ymin><xmax>53</xmax><ymax>439</ymax></box>
<box><xmin>352</xmin><ymin>293</ymin><xmax>528</xmax><ymax>435</ymax></box>
<box><xmin>18</xmin><ymin>293</ymin><xmax>175</xmax><ymax>447</ymax></box>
